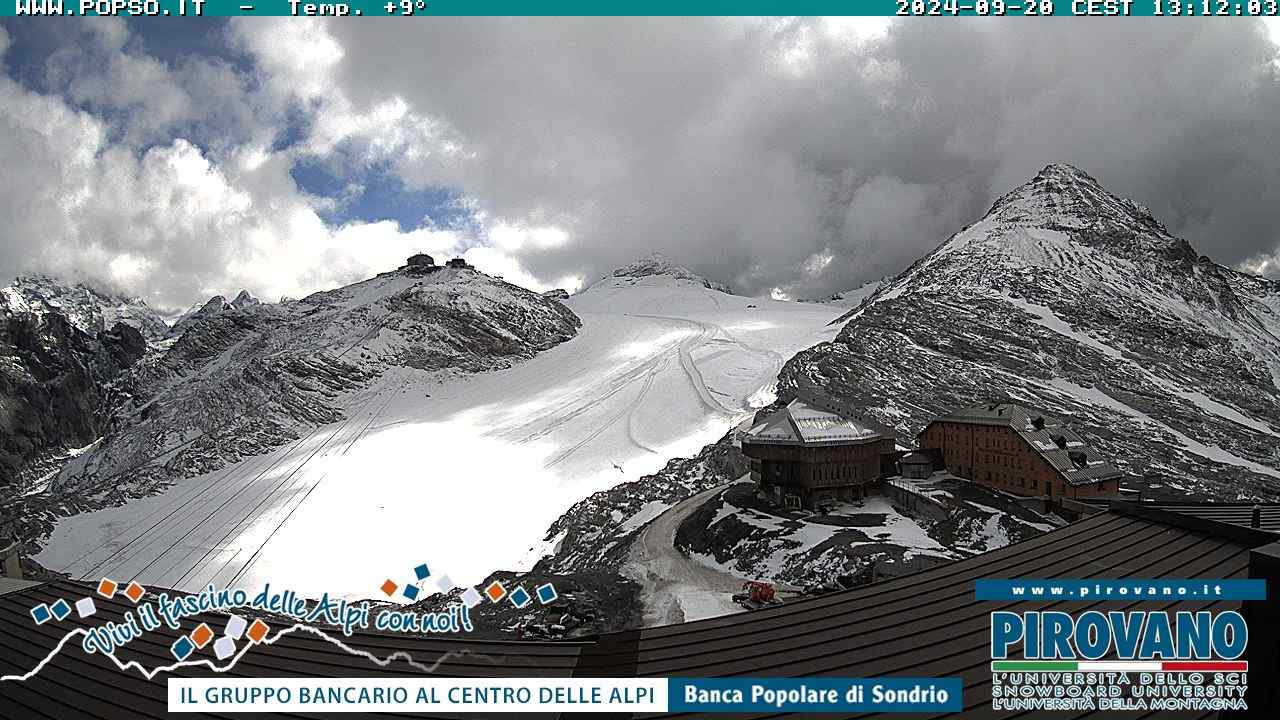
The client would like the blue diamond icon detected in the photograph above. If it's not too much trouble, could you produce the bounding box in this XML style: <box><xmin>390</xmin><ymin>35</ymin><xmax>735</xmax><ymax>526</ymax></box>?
<box><xmin>414</xmin><ymin>564</ymin><xmax>430</xmax><ymax>581</ymax></box>
<box><xmin>30</xmin><ymin>604</ymin><xmax>51</xmax><ymax>625</ymax></box>
<box><xmin>536</xmin><ymin>583</ymin><xmax>558</xmax><ymax>605</ymax></box>
<box><xmin>402</xmin><ymin>584</ymin><xmax>420</xmax><ymax>601</ymax></box>
<box><xmin>509</xmin><ymin>586</ymin><xmax>531</xmax><ymax>609</ymax></box>
<box><xmin>49</xmin><ymin>599</ymin><xmax>71</xmax><ymax>621</ymax></box>
<box><xmin>171</xmin><ymin>636</ymin><xmax>195</xmax><ymax>661</ymax></box>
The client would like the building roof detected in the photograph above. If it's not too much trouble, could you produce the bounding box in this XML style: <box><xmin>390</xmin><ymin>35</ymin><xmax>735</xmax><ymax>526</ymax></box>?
<box><xmin>743</xmin><ymin>398</ymin><xmax>887</xmax><ymax>447</ymax></box>
<box><xmin>2</xmin><ymin>502</ymin><xmax>1272</xmax><ymax>718</ymax></box>
<box><xmin>1115</xmin><ymin>501</ymin><xmax>1280</xmax><ymax>533</ymax></box>
<box><xmin>922</xmin><ymin>401</ymin><xmax>1123</xmax><ymax>486</ymax></box>
<box><xmin>900</xmin><ymin>452</ymin><xmax>932</xmax><ymax>464</ymax></box>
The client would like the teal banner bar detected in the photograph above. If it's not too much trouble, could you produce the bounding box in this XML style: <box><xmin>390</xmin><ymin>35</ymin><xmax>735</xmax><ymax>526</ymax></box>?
<box><xmin>8</xmin><ymin>0</ymin><xmax>1279</xmax><ymax>17</ymax></box>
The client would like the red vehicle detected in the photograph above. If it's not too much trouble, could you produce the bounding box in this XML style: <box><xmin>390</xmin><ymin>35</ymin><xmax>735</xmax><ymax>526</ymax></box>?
<box><xmin>733</xmin><ymin>581</ymin><xmax>780</xmax><ymax>610</ymax></box>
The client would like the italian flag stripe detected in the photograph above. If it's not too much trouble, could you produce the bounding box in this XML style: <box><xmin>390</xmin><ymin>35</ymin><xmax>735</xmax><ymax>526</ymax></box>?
<box><xmin>992</xmin><ymin>660</ymin><xmax>1247</xmax><ymax>672</ymax></box>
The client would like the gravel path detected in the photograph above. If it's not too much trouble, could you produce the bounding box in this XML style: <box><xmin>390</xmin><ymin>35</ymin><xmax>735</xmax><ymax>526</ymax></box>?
<box><xmin>622</xmin><ymin>483</ymin><xmax>745</xmax><ymax>626</ymax></box>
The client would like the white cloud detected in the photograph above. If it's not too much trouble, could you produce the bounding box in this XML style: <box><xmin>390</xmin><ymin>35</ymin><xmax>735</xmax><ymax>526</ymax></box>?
<box><xmin>488</xmin><ymin>223</ymin><xmax>570</xmax><ymax>252</ymax></box>
<box><xmin>6</xmin><ymin>16</ymin><xmax>1280</xmax><ymax>315</ymax></box>
<box><xmin>0</xmin><ymin>63</ymin><xmax>471</xmax><ymax>310</ymax></box>
<box><xmin>265</xmin><ymin>17</ymin><xmax>1280</xmax><ymax>294</ymax></box>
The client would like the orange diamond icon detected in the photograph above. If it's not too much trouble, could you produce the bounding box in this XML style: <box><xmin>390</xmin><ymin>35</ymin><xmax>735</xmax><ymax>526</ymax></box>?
<box><xmin>191</xmin><ymin>623</ymin><xmax>215</xmax><ymax>649</ymax></box>
<box><xmin>123</xmin><ymin>581</ymin><xmax>145</xmax><ymax>603</ymax></box>
<box><xmin>380</xmin><ymin>579</ymin><xmax>397</xmax><ymax>597</ymax></box>
<box><xmin>97</xmin><ymin>578</ymin><xmax>118</xmax><ymax>599</ymax></box>
<box><xmin>247</xmin><ymin>618</ymin><xmax>269</xmax><ymax>644</ymax></box>
<box><xmin>484</xmin><ymin>581</ymin><xmax>507</xmax><ymax>602</ymax></box>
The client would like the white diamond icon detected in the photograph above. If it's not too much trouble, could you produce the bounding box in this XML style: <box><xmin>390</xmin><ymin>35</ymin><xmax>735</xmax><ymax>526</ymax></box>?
<box><xmin>460</xmin><ymin>587</ymin><xmax>482</xmax><ymax>609</ymax></box>
<box><xmin>225</xmin><ymin>615</ymin><xmax>247</xmax><ymax>640</ymax></box>
<box><xmin>435</xmin><ymin>574</ymin><xmax>457</xmax><ymax>593</ymax></box>
<box><xmin>214</xmin><ymin>636</ymin><xmax>236</xmax><ymax>661</ymax></box>
<box><xmin>75</xmin><ymin>597</ymin><xmax>96</xmax><ymax>618</ymax></box>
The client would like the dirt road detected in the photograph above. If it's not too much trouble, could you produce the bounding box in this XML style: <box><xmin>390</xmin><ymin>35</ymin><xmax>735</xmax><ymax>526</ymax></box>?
<box><xmin>622</xmin><ymin>483</ymin><xmax>745</xmax><ymax>626</ymax></box>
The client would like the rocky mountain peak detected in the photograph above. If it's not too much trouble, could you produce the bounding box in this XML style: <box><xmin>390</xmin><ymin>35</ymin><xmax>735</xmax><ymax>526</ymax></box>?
<box><xmin>787</xmin><ymin>165</ymin><xmax>1280</xmax><ymax>502</ymax></box>
<box><xmin>230</xmin><ymin>290</ymin><xmax>260</xmax><ymax>309</ymax></box>
<box><xmin>979</xmin><ymin>164</ymin><xmax>1181</xmax><ymax>258</ymax></box>
<box><xmin>199</xmin><ymin>295</ymin><xmax>231</xmax><ymax>312</ymax></box>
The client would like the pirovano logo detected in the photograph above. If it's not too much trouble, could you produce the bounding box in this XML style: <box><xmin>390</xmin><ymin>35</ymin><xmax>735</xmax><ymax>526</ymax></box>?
<box><xmin>979</xmin><ymin>579</ymin><xmax>1261</xmax><ymax>712</ymax></box>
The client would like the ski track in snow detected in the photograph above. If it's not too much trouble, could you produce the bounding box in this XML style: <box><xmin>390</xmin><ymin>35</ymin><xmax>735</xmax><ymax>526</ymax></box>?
<box><xmin>37</xmin><ymin>278</ymin><xmax>841</xmax><ymax>599</ymax></box>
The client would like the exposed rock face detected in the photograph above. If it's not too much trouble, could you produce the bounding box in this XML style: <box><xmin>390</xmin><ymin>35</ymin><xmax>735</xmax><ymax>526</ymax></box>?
<box><xmin>541</xmin><ymin>288</ymin><xmax>570</xmax><ymax>300</ymax></box>
<box><xmin>780</xmin><ymin>164</ymin><xmax>1280</xmax><ymax>501</ymax></box>
<box><xmin>49</xmin><ymin>265</ymin><xmax>581</xmax><ymax>501</ymax></box>
<box><xmin>0</xmin><ymin>310</ymin><xmax>145</xmax><ymax>487</ymax></box>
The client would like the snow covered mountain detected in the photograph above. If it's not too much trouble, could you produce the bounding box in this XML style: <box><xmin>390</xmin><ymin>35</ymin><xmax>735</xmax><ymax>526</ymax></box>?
<box><xmin>586</xmin><ymin>252</ymin><xmax>731</xmax><ymax>294</ymax></box>
<box><xmin>781</xmin><ymin>163</ymin><xmax>1280</xmax><ymax>500</ymax></box>
<box><xmin>49</xmin><ymin>264</ymin><xmax>580</xmax><ymax>499</ymax></box>
<box><xmin>2</xmin><ymin>274</ymin><xmax>167</xmax><ymax>341</ymax></box>
<box><xmin>30</xmin><ymin>255</ymin><xmax>839</xmax><ymax>598</ymax></box>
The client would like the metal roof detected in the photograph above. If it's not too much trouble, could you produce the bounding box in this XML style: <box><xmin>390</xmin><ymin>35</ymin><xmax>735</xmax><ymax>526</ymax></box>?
<box><xmin>743</xmin><ymin>399</ymin><xmax>886</xmax><ymax>447</ymax></box>
<box><xmin>2</xmin><ymin>504</ymin><xmax>1271</xmax><ymax>718</ymax></box>
<box><xmin>923</xmin><ymin>401</ymin><xmax>1123</xmax><ymax>486</ymax></box>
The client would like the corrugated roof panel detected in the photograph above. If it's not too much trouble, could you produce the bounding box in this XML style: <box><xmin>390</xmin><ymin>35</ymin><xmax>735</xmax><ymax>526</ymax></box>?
<box><xmin>0</xmin><ymin>507</ymin><xmax>1272</xmax><ymax>718</ymax></box>
<box><xmin>744</xmin><ymin>399</ymin><xmax>885</xmax><ymax>447</ymax></box>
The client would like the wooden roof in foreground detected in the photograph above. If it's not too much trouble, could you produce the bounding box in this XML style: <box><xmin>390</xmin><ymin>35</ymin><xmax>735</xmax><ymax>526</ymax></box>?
<box><xmin>1</xmin><ymin>503</ymin><xmax>1275</xmax><ymax>719</ymax></box>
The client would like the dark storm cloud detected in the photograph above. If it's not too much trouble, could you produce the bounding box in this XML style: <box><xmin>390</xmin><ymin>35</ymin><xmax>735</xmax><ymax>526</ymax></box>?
<box><xmin>298</xmin><ymin>18</ymin><xmax>1280</xmax><ymax>296</ymax></box>
<box><xmin>4</xmin><ymin>18</ymin><xmax>1280</xmax><ymax>307</ymax></box>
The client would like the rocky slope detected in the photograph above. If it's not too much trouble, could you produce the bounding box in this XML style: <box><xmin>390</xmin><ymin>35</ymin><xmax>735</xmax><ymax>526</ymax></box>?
<box><xmin>0</xmin><ymin>301</ymin><xmax>146</xmax><ymax>489</ymax></box>
<box><xmin>781</xmin><ymin>164</ymin><xmax>1280</xmax><ymax>501</ymax></box>
<box><xmin>38</xmin><ymin>264</ymin><xmax>580</xmax><ymax>506</ymax></box>
<box><xmin>532</xmin><ymin>432</ymin><xmax>750</xmax><ymax>576</ymax></box>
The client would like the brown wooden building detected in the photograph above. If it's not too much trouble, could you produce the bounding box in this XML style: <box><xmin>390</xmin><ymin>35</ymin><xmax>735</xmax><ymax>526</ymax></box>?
<box><xmin>917</xmin><ymin>402</ymin><xmax>1123</xmax><ymax>500</ymax></box>
<box><xmin>742</xmin><ymin>397</ymin><xmax>895</xmax><ymax>510</ymax></box>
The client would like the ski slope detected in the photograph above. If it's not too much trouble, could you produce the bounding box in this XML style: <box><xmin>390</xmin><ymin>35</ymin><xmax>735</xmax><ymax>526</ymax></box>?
<box><xmin>37</xmin><ymin>275</ymin><xmax>842</xmax><ymax>599</ymax></box>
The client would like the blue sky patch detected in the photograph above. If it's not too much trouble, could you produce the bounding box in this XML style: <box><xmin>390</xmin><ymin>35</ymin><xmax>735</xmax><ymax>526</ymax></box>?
<box><xmin>291</xmin><ymin>157</ymin><xmax>467</xmax><ymax>230</ymax></box>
